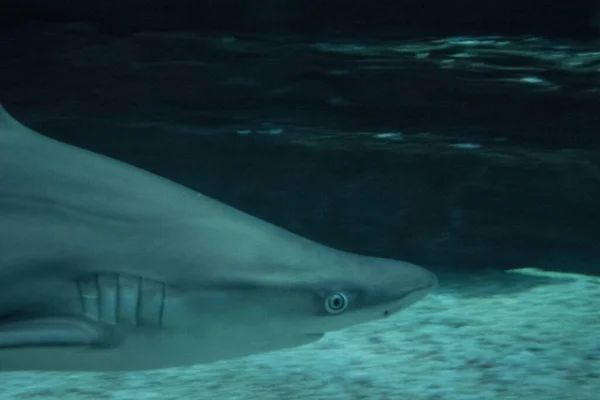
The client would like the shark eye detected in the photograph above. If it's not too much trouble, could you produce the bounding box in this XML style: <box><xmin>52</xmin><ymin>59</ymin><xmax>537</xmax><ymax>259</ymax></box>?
<box><xmin>324</xmin><ymin>292</ymin><xmax>349</xmax><ymax>314</ymax></box>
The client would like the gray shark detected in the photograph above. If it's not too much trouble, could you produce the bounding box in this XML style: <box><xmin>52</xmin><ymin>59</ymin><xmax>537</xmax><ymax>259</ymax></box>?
<box><xmin>0</xmin><ymin>105</ymin><xmax>437</xmax><ymax>372</ymax></box>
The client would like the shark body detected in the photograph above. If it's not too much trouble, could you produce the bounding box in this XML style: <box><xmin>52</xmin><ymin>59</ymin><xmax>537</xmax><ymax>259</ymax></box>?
<box><xmin>0</xmin><ymin>106</ymin><xmax>437</xmax><ymax>372</ymax></box>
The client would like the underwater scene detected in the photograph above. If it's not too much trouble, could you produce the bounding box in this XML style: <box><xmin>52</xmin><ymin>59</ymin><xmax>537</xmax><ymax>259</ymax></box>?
<box><xmin>0</xmin><ymin>1</ymin><xmax>599</xmax><ymax>399</ymax></box>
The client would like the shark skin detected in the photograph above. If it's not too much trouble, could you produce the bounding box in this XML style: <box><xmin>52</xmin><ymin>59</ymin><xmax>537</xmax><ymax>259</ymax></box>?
<box><xmin>0</xmin><ymin>105</ymin><xmax>437</xmax><ymax>372</ymax></box>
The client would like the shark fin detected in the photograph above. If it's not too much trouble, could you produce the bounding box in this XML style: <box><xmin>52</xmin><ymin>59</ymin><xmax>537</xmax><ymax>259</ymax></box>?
<box><xmin>0</xmin><ymin>316</ymin><xmax>122</xmax><ymax>348</ymax></box>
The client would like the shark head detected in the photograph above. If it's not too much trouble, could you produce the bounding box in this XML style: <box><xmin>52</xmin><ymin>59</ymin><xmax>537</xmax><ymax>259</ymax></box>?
<box><xmin>161</xmin><ymin>234</ymin><xmax>438</xmax><ymax>363</ymax></box>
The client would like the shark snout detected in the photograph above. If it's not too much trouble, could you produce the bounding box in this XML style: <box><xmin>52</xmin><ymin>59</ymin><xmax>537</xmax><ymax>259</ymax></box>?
<box><xmin>420</xmin><ymin>267</ymin><xmax>438</xmax><ymax>290</ymax></box>
<box><xmin>379</xmin><ymin>262</ymin><xmax>438</xmax><ymax>317</ymax></box>
<box><xmin>408</xmin><ymin>264</ymin><xmax>438</xmax><ymax>296</ymax></box>
<box><xmin>393</xmin><ymin>261</ymin><xmax>438</xmax><ymax>291</ymax></box>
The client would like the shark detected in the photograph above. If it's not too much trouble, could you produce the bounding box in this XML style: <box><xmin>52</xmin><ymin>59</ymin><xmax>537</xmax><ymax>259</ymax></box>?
<box><xmin>0</xmin><ymin>105</ymin><xmax>437</xmax><ymax>372</ymax></box>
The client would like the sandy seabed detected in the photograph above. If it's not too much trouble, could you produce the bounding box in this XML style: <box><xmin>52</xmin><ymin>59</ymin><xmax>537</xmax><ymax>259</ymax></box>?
<box><xmin>1</xmin><ymin>268</ymin><xmax>598</xmax><ymax>400</ymax></box>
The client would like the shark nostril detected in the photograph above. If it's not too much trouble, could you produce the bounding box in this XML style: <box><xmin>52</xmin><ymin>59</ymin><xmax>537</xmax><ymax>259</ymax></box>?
<box><xmin>383</xmin><ymin>310</ymin><xmax>390</xmax><ymax>318</ymax></box>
